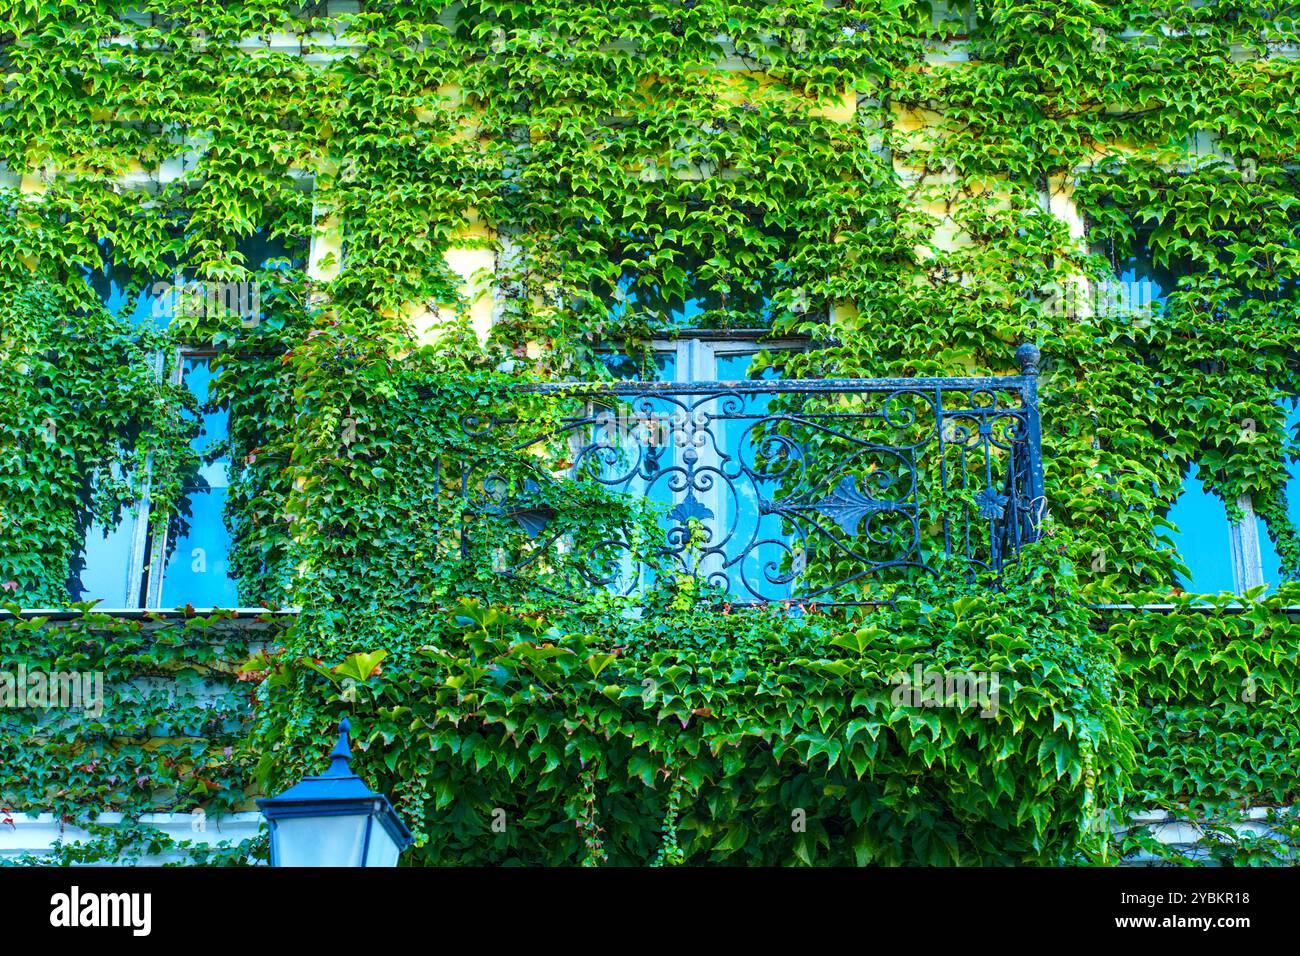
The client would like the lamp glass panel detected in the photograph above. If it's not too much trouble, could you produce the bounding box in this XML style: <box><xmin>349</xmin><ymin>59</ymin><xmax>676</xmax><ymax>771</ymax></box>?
<box><xmin>272</xmin><ymin>813</ymin><xmax>369</xmax><ymax>867</ymax></box>
<box><xmin>362</xmin><ymin>823</ymin><xmax>403</xmax><ymax>867</ymax></box>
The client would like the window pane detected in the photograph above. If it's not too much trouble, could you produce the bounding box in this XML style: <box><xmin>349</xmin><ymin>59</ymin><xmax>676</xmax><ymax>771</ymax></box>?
<box><xmin>158</xmin><ymin>484</ymin><xmax>236</xmax><ymax>608</ymax></box>
<box><xmin>713</xmin><ymin>352</ymin><xmax>794</xmax><ymax>600</ymax></box>
<box><xmin>1097</xmin><ymin>229</ymin><xmax>1184</xmax><ymax>318</ymax></box>
<box><xmin>83</xmin><ymin>231</ymin><xmax>303</xmax><ymax>331</ymax></box>
<box><xmin>583</xmin><ymin>352</ymin><xmax>678</xmax><ymax>594</ymax></box>
<box><xmin>609</xmin><ymin>255</ymin><xmax>773</xmax><ymax>329</ymax></box>
<box><xmin>715</xmin><ymin>352</ymin><xmax>770</xmax><ymax>381</ymax></box>
<box><xmin>1259</xmin><ymin>404</ymin><xmax>1300</xmax><ymax>588</ymax></box>
<box><xmin>1166</xmin><ymin>471</ymin><xmax>1236</xmax><ymax>593</ymax></box>
<box><xmin>601</xmin><ymin>350</ymin><xmax>675</xmax><ymax>382</ymax></box>
<box><xmin>1115</xmin><ymin>250</ymin><xmax>1174</xmax><ymax>311</ymax></box>
<box><xmin>84</xmin><ymin>247</ymin><xmax>167</xmax><ymax>328</ymax></box>
<box><xmin>156</xmin><ymin>355</ymin><xmax>238</xmax><ymax>608</ymax></box>
<box><xmin>75</xmin><ymin>507</ymin><xmax>140</xmax><ymax>606</ymax></box>
<box><xmin>1287</xmin><ymin>403</ymin><xmax>1300</xmax><ymax>531</ymax></box>
<box><xmin>590</xmin><ymin>346</ymin><xmax>801</xmax><ymax>600</ymax></box>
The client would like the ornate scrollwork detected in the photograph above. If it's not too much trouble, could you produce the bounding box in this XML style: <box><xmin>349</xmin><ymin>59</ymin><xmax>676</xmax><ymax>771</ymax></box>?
<box><xmin>460</xmin><ymin>369</ymin><xmax>1045</xmax><ymax>604</ymax></box>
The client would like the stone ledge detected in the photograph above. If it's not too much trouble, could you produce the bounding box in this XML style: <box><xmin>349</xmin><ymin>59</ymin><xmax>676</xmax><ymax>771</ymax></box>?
<box><xmin>1</xmin><ymin>812</ymin><xmax>264</xmax><ymax>865</ymax></box>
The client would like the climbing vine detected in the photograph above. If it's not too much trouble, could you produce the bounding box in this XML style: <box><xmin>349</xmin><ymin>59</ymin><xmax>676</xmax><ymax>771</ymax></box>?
<box><xmin>1</xmin><ymin>1</ymin><xmax>1297</xmax><ymax>864</ymax></box>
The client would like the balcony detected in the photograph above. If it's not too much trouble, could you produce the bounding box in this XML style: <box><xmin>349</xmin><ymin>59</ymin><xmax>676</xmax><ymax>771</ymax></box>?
<box><xmin>459</xmin><ymin>346</ymin><xmax>1046</xmax><ymax>605</ymax></box>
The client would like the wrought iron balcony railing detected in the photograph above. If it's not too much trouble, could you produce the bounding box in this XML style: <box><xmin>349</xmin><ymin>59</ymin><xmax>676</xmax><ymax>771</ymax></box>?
<box><xmin>460</xmin><ymin>345</ymin><xmax>1045</xmax><ymax>605</ymax></box>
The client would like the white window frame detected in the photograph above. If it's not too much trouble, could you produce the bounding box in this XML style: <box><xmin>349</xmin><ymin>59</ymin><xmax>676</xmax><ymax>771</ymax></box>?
<box><xmin>1229</xmin><ymin>494</ymin><xmax>1268</xmax><ymax>592</ymax></box>
<box><xmin>632</xmin><ymin>333</ymin><xmax>806</xmax><ymax>382</ymax></box>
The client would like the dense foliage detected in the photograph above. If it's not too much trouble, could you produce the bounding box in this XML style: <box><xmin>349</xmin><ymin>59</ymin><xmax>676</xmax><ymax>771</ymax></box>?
<box><xmin>0</xmin><ymin>609</ymin><xmax>283</xmax><ymax>865</ymax></box>
<box><xmin>1110</xmin><ymin>588</ymin><xmax>1300</xmax><ymax>864</ymax></box>
<box><xmin>1</xmin><ymin>1</ymin><xmax>1297</xmax><ymax>864</ymax></box>
<box><xmin>247</xmin><ymin>552</ymin><xmax>1136</xmax><ymax>866</ymax></box>
<box><xmin>0</xmin><ymin>284</ymin><xmax>193</xmax><ymax>603</ymax></box>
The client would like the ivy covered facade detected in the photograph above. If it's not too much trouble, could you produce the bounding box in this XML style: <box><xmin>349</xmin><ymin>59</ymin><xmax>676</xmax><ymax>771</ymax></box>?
<box><xmin>1</xmin><ymin>1</ymin><xmax>1298</xmax><ymax>865</ymax></box>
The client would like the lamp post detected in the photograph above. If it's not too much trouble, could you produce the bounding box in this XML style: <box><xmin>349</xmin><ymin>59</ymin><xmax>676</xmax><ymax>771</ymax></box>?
<box><xmin>257</xmin><ymin>717</ymin><xmax>413</xmax><ymax>867</ymax></box>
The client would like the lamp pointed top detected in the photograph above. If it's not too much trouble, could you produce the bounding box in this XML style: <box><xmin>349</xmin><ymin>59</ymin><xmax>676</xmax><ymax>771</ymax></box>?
<box><xmin>325</xmin><ymin>717</ymin><xmax>353</xmax><ymax>777</ymax></box>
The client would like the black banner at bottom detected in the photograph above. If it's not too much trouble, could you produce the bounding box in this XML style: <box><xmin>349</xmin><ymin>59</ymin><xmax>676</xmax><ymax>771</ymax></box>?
<box><xmin>0</xmin><ymin>864</ymin><xmax>1287</xmax><ymax>945</ymax></box>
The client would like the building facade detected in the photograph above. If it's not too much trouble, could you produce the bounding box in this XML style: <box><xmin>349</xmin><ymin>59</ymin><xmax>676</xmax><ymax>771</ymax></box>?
<box><xmin>2</xmin><ymin>1</ymin><xmax>1298</xmax><ymax>865</ymax></box>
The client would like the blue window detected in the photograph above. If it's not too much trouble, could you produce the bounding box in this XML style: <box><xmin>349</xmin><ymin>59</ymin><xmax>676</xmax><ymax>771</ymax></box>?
<box><xmin>606</xmin><ymin>253</ymin><xmax>780</xmax><ymax>330</ymax></box>
<box><xmin>74</xmin><ymin>232</ymin><xmax>301</xmax><ymax>608</ymax></box>
<box><xmin>593</xmin><ymin>337</ymin><xmax>799</xmax><ymax>601</ymax></box>
<box><xmin>713</xmin><ymin>350</ymin><xmax>791</xmax><ymax>601</ymax></box>
<box><xmin>75</xmin><ymin>351</ymin><xmax>239</xmax><ymax>608</ymax></box>
<box><xmin>1257</xmin><ymin>403</ymin><xmax>1300</xmax><ymax>588</ymax></box>
<box><xmin>1096</xmin><ymin>227</ymin><xmax>1186</xmax><ymax>319</ymax></box>
<box><xmin>1165</xmin><ymin>470</ymin><xmax>1237</xmax><ymax>594</ymax></box>
<box><xmin>1103</xmin><ymin>229</ymin><xmax>1279</xmax><ymax>597</ymax></box>
<box><xmin>83</xmin><ymin>231</ymin><xmax>298</xmax><ymax>331</ymax></box>
<box><xmin>1165</xmin><ymin>430</ymin><xmax>1300</xmax><ymax>597</ymax></box>
<box><xmin>75</xmin><ymin>500</ymin><xmax>147</xmax><ymax>607</ymax></box>
<box><xmin>151</xmin><ymin>354</ymin><xmax>238</xmax><ymax>608</ymax></box>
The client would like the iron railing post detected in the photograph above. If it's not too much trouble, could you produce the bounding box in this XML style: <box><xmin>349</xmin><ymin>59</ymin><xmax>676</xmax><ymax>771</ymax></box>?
<box><xmin>1016</xmin><ymin>342</ymin><xmax>1046</xmax><ymax>541</ymax></box>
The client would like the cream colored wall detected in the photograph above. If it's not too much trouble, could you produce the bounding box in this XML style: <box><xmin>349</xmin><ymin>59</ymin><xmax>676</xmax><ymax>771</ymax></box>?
<box><xmin>400</xmin><ymin>214</ymin><xmax>496</xmax><ymax>346</ymax></box>
<box><xmin>308</xmin><ymin>58</ymin><xmax>1096</xmax><ymax>350</ymax></box>
<box><xmin>307</xmin><ymin>207</ymin><xmax>343</xmax><ymax>283</ymax></box>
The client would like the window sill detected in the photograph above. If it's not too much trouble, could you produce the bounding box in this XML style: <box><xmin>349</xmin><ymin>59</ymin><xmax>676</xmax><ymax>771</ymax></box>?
<box><xmin>0</xmin><ymin>607</ymin><xmax>301</xmax><ymax>621</ymax></box>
